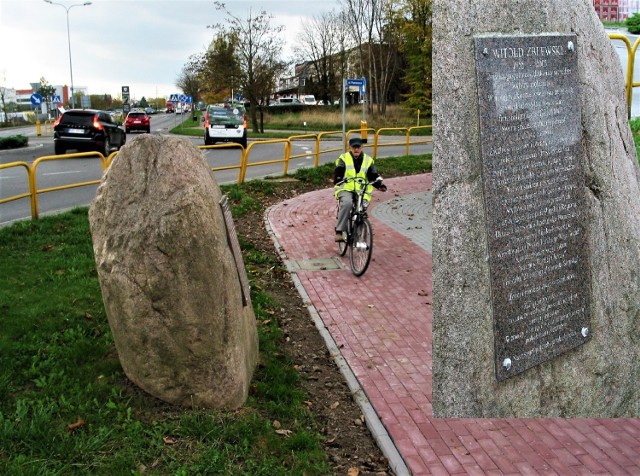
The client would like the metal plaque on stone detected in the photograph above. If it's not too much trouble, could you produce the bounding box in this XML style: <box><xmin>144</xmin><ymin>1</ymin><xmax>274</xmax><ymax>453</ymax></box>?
<box><xmin>220</xmin><ymin>195</ymin><xmax>251</xmax><ymax>306</ymax></box>
<box><xmin>474</xmin><ymin>34</ymin><xmax>592</xmax><ymax>381</ymax></box>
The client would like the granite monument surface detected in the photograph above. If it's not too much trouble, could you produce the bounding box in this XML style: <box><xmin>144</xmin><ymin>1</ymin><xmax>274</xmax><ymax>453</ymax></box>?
<box><xmin>433</xmin><ymin>0</ymin><xmax>640</xmax><ymax>417</ymax></box>
<box><xmin>89</xmin><ymin>134</ymin><xmax>258</xmax><ymax>410</ymax></box>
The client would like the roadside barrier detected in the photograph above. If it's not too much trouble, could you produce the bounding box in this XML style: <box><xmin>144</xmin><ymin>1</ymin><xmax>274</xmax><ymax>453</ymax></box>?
<box><xmin>1</xmin><ymin>126</ymin><xmax>431</xmax><ymax>221</ymax></box>
<box><xmin>608</xmin><ymin>33</ymin><xmax>640</xmax><ymax>119</ymax></box>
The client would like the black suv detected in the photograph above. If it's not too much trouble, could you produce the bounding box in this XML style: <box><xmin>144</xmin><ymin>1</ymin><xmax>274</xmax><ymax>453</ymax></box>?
<box><xmin>53</xmin><ymin>109</ymin><xmax>126</xmax><ymax>156</ymax></box>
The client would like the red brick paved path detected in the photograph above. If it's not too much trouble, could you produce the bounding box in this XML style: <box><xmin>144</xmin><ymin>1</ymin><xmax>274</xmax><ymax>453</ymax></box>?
<box><xmin>266</xmin><ymin>173</ymin><xmax>640</xmax><ymax>475</ymax></box>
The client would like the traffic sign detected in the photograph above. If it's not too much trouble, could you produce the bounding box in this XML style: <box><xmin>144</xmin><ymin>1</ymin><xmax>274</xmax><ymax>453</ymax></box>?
<box><xmin>169</xmin><ymin>94</ymin><xmax>180</xmax><ymax>102</ymax></box>
<box><xmin>30</xmin><ymin>93</ymin><xmax>43</xmax><ymax>105</ymax></box>
<box><xmin>51</xmin><ymin>95</ymin><xmax>62</xmax><ymax>103</ymax></box>
<box><xmin>346</xmin><ymin>77</ymin><xmax>366</xmax><ymax>95</ymax></box>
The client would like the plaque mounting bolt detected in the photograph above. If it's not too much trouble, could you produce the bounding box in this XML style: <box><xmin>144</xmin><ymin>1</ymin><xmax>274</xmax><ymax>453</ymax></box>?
<box><xmin>581</xmin><ymin>327</ymin><xmax>589</xmax><ymax>338</ymax></box>
<box><xmin>567</xmin><ymin>41</ymin><xmax>575</xmax><ymax>52</ymax></box>
<box><xmin>482</xmin><ymin>48</ymin><xmax>489</xmax><ymax>56</ymax></box>
<box><xmin>503</xmin><ymin>358</ymin><xmax>512</xmax><ymax>371</ymax></box>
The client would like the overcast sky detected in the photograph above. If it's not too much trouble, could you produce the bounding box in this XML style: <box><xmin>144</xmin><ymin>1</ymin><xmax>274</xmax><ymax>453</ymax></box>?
<box><xmin>0</xmin><ymin>0</ymin><xmax>340</xmax><ymax>101</ymax></box>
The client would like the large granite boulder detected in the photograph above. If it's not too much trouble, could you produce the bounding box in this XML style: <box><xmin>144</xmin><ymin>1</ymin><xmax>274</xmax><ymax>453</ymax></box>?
<box><xmin>89</xmin><ymin>134</ymin><xmax>258</xmax><ymax>409</ymax></box>
<box><xmin>433</xmin><ymin>0</ymin><xmax>640</xmax><ymax>417</ymax></box>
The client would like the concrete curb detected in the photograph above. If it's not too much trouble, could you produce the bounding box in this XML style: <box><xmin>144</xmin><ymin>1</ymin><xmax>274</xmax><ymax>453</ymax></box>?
<box><xmin>264</xmin><ymin>207</ymin><xmax>411</xmax><ymax>476</ymax></box>
<box><xmin>0</xmin><ymin>143</ymin><xmax>44</xmax><ymax>155</ymax></box>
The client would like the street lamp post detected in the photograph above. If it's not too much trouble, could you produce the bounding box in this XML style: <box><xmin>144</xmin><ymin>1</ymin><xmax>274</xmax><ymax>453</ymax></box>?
<box><xmin>43</xmin><ymin>0</ymin><xmax>92</xmax><ymax>109</ymax></box>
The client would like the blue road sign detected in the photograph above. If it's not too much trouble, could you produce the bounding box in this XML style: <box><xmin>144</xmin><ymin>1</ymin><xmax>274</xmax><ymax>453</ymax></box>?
<box><xmin>169</xmin><ymin>94</ymin><xmax>180</xmax><ymax>102</ymax></box>
<box><xmin>30</xmin><ymin>93</ymin><xmax>43</xmax><ymax>105</ymax></box>
<box><xmin>346</xmin><ymin>77</ymin><xmax>366</xmax><ymax>94</ymax></box>
<box><xmin>51</xmin><ymin>95</ymin><xmax>62</xmax><ymax>103</ymax></box>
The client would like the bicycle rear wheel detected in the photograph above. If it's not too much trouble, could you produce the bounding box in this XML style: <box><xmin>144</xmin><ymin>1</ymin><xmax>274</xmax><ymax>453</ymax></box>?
<box><xmin>349</xmin><ymin>217</ymin><xmax>373</xmax><ymax>276</ymax></box>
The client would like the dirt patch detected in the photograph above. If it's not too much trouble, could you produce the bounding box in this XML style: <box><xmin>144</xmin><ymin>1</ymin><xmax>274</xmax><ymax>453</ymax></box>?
<box><xmin>234</xmin><ymin>180</ymin><xmax>395</xmax><ymax>476</ymax></box>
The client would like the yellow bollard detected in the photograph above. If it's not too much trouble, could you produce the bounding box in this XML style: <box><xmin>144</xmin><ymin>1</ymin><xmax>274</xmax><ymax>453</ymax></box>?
<box><xmin>360</xmin><ymin>120</ymin><xmax>368</xmax><ymax>144</ymax></box>
<box><xmin>36</xmin><ymin>120</ymin><xmax>42</xmax><ymax>137</ymax></box>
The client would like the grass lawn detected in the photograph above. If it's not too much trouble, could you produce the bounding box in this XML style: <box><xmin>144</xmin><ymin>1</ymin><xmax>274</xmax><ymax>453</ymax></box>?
<box><xmin>0</xmin><ymin>154</ymin><xmax>431</xmax><ymax>475</ymax></box>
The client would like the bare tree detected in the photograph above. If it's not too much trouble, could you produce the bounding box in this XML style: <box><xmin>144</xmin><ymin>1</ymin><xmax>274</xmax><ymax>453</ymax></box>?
<box><xmin>176</xmin><ymin>58</ymin><xmax>202</xmax><ymax>114</ymax></box>
<box><xmin>294</xmin><ymin>11</ymin><xmax>351</xmax><ymax>104</ymax></box>
<box><xmin>0</xmin><ymin>85</ymin><xmax>9</xmax><ymax>125</ymax></box>
<box><xmin>209</xmin><ymin>2</ymin><xmax>286</xmax><ymax>133</ymax></box>
<box><xmin>340</xmin><ymin>0</ymin><xmax>402</xmax><ymax>114</ymax></box>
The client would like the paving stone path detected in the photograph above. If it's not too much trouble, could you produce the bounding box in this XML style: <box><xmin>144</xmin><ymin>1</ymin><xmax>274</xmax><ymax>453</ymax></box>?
<box><xmin>266</xmin><ymin>173</ymin><xmax>640</xmax><ymax>475</ymax></box>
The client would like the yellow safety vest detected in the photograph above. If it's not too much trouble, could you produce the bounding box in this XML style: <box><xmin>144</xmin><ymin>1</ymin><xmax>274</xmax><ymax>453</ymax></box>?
<box><xmin>334</xmin><ymin>152</ymin><xmax>374</xmax><ymax>200</ymax></box>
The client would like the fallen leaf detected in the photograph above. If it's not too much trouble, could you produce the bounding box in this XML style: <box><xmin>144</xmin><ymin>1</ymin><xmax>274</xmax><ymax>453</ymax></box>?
<box><xmin>67</xmin><ymin>417</ymin><xmax>86</xmax><ymax>432</ymax></box>
<box><xmin>330</xmin><ymin>401</ymin><xmax>340</xmax><ymax>410</ymax></box>
<box><xmin>275</xmin><ymin>429</ymin><xmax>292</xmax><ymax>437</ymax></box>
<box><xmin>272</xmin><ymin>420</ymin><xmax>282</xmax><ymax>429</ymax></box>
<box><xmin>418</xmin><ymin>291</ymin><xmax>429</xmax><ymax>296</ymax></box>
<box><xmin>42</xmin><ymin>244</ymin><xmax>54</xmax><ymax>251</ymax></box>
<box><xmin>303</xmin><ymin>400</ymin><xmax>313</xmax><ymax>407</ymax></box>
<box><xmin>348</xmin><ymin>467</ymin><xmax>360</xmax><ymax>476</ymax></box>
<box><xmin>163</xmin><ymin>436</ymin><xmax>177</xmax><ymax>445</ymax></box>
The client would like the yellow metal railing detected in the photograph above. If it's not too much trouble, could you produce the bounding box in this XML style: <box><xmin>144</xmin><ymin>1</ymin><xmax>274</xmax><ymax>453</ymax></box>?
<box><xmin>1</xmin><ymin>126</ymin><xmax>432</xmax><ymax>221</ymax></box>
<box><xmin>608</xmin><ymin>33</ymin><xmax>640</xmax><ymax>119</ymax></box>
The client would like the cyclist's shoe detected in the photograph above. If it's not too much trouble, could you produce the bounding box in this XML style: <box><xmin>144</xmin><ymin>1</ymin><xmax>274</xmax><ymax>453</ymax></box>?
<box><xmin>335</xmin><ymin>232</ymin><xmax>347</xmax><ymax>242</ymax></box>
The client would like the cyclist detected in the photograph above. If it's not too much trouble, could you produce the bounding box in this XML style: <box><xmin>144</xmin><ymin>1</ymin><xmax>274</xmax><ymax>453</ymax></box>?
<box><xmin>334</xmin><ymin>137</ymin><xmax>387</xmax><ymax>242</ymax></box>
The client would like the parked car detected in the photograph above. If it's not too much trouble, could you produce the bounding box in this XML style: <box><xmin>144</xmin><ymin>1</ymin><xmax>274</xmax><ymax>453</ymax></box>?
<box><xmin>52</xmin><ymin>109</ymin><xmax>126</xmax><ymax>156</ymax></box>
<box><xmin>203</xmin><ymin>104</ymin><xmax>248</xmax><ymax>148</ymax></box>
<box><xmin>125</xmin><ymin>111</ymin><xmax>151</xmax><ymax>133</ymax></box>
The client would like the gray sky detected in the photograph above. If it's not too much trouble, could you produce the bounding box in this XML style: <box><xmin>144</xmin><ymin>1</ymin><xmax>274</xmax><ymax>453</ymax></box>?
<box><xmin>0</xmin><ymin>0</ymin><xmax>340</xmax><ymax>101</ymax></box>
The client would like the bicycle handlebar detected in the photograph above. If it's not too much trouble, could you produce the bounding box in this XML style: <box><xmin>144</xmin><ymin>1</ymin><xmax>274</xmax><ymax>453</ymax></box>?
<box><xmin>336</xmin><ymin>176</ymin><xmax>383</xmax><ymax>187</ymax></box>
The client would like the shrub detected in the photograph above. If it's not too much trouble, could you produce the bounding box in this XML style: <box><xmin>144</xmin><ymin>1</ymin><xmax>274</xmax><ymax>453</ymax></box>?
<box><xmin>0</xmin><ymin>134</ymin><xmax>29</xmax><ymax>150</ymax></box>
<box><xmin>626</xmin><ymin>13</ymin><xmax>640</xmax><ymax>34</ymax></box>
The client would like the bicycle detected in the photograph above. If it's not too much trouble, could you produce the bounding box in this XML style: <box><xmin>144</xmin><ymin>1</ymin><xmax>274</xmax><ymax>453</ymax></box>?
<box><xmin>335</xmin><ymin>177</ymin><xmax>382</xmax><ymax>276</ymax></box>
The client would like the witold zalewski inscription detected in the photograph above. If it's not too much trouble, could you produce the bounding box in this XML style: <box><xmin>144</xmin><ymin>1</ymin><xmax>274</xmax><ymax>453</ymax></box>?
<box><xmin>475</xmin><ymin>34</ymin><xmax>592</xmax><ymax>381</ymax></box>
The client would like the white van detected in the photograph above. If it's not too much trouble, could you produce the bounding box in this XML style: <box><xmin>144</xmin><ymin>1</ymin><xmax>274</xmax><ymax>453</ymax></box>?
<box><xmin>301</xmin><ymin>95</ymin><xmax>317</xmax><ymax>105</ymax></box>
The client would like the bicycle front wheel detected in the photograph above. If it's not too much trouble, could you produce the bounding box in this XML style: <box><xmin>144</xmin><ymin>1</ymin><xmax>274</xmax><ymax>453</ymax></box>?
<box><xmin>349</xmin><ymin>218</ymin><xmax>373</xmax><ymax>276</ymax></box>
<box><xmin>337</xmin><ymin>237</ymin><xmax>348</xmax><ymax>256</ymax></box>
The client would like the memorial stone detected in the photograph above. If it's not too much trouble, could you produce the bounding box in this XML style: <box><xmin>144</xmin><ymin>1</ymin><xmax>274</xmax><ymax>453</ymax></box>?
<box><xmin>89</xmin><ymin>134</ymin><xmax>258</xmax><ymax>410</ymax></box>
<box><xmin>433</xmin><ymin>0</ymin><xmax>640</xmax><ymax>418</ymax></box>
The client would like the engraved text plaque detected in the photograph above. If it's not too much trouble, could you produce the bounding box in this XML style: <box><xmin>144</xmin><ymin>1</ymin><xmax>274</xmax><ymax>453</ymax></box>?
<box><xmin>474</xmin><ymin>34</ymin><xmax>591</xmax><ymax>381</ymax></box>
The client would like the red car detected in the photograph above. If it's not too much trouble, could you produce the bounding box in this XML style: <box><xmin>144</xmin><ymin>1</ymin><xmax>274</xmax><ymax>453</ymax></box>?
<box><xmin>125</xmin><ymin>111</ymin><xmax>150</xmax><ymax>133</ymax></box>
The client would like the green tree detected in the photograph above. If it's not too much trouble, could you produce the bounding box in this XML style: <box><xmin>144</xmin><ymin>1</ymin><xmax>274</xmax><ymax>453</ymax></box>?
<box><xmin>36</xmin><ymin>77</ymin><xmax>56</xmax><ymax>110</ymax></box>
<box><xmin>198</xmin><ymin>34</ymin><xmax>243</xmax><ymax>103</ymax></box>
<box><xmin>397</xmin><ymin>0</ymin><xmax>432</xmax><ymax>117</ymax></box>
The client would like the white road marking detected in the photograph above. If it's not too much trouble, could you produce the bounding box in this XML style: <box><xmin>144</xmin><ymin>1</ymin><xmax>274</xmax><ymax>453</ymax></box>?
<box><xmin>41</xmin><ymin>171</ymin><xmax>83</xmax><ymax>176</ymax></box>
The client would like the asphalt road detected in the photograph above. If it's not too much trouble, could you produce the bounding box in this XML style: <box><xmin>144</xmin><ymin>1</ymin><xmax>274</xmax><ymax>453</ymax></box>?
<box><xmin>0</xmin><ymin>115</ymin><xmax>432</xmax><ymax>226</ymax></box>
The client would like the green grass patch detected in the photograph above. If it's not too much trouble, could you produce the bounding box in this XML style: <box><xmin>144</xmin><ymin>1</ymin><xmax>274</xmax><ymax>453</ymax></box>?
<box><xmin>0</xmin><ymin>154</ymin><xmax>429</xmax><ymax>473</ymax></box>
<box><xmin>628</xmin><ymin>117</ymin><xmax>640</xmax><ymax>164</ymax></box>
<box><xmin>0</xmin><ymin>209</ymin><xmax>328</xmax><ymax>475</ymax></box>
